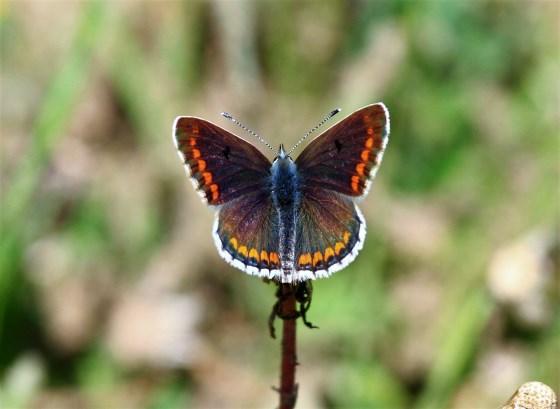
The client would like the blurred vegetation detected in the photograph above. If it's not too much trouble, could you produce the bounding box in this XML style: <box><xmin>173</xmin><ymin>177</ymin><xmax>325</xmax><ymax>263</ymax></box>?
<box><xmin>1</xmin><ymin>1</ymin><xmax>558</xmax><ymax>408</ymax></box>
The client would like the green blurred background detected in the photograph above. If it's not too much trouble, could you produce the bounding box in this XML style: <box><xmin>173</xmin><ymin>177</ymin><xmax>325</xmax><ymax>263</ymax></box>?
<box><xmin>1</xmin><ymin>1</ymin><xmax>558</xmax><ymax>408</ymax></box>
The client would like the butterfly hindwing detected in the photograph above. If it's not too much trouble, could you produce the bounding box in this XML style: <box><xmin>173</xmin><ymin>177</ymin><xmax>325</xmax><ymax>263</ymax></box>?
<box><xmin>213</xmin><ymin>190</ymin><xmax>282</xmax><ymax>278</ymax></box>
<box><xmin>174</xmin><ymin>117</ymin><xmax>271</xmax><ymax>205</ymax></box>
<box><xmin>294</xmin><ymin>188</ymin><xmax>365</xmax><ymax>280</ymax></box>
<box><xmin>295</xmin><ymin>103</ymin><xmax>389</xmax><ymax>197</ymax></box>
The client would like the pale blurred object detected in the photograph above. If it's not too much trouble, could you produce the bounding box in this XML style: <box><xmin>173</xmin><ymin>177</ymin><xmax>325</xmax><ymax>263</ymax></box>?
<box><xmin>0</xmin><ymin>354</ymin><xmax>45</xmax><ymax>409</ymax></box>
<box><xmin>501</xmin><ymin>381</ymin><xmax>557</xmax><ymax>409</ymax></box>
<box><xmin>390</xmin><ymin>270</ymin><xmax>442</xmax><ymax>380</ymax></box>
<box><xmin>452</xmin><ymin>344</ymin><xmax>531</xmax><ymax>408</ymax></box>
<box><xmin>106</xmin><ymin>290</ymin><xmax>202</xmax><ymax>368</ymax></box>
<box><xmin>382</xmin><ymin>200</ymin><xmax>450</xmax><ymax>260</ymax></box>
<box><xmin>338</xmin><ymin>22</ymin><xmax>406</xmax><ymax>107</ymax></box>
<box><xmin>488</xmin><ymin>229</ymin><xmax>555</xmax><ymax>327</ymax></box>
<box><xmin>26</xmin><ymin>235</ymin><xmax>110</xmax><ymax>353</ymax></box>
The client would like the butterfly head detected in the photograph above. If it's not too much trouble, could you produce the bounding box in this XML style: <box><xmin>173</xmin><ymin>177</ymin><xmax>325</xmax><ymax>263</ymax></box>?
<box><xmin>273</xmin><ymin>144</ymin><xmax>293</xmax><ymax>163</ymax></box>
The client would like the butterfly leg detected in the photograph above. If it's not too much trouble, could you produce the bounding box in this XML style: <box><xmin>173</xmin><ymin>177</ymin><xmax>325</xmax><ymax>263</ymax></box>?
<box><xmin>268</xmin><ymin>282</ymin><xmax>318</xmax><ymax>338</ymax></box>
<box><xmin>294</xmin><ymin>282</ymin><xmax>319</xmax><ymax>330</ymax></box>
<box><xmin>268</xmin><ymin>285</ymin><xmax>299</xmax><ymax>338</ymax></box>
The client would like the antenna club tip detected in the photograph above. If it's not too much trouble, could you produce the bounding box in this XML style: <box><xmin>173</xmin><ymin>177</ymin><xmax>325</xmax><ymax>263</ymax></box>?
<box><xmin>331</xmin><ymin>108</ymin><xmax>342</xmax><ymax>115</ymax></box>
<box><xmin>221</xmin><ymin>112</ymin><xmax>232</xmax><ymax>119</ymax></box>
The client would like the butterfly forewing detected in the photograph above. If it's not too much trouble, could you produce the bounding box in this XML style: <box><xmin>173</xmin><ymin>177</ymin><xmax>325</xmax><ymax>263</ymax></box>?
<box><xmin>174</xmin><ymin>117</ymin><xmax>271</xmax><ymax>205</ymax></box>
<box><xmin>295</xmin><ymin>103</ymin><xmax>389</xmax><ymax>198</ymax></box>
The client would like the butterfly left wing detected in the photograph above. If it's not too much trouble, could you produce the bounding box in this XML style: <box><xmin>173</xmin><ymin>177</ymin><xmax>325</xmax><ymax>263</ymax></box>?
<box><xmin>291</xmin><ymin>103</ymin><xmax>390</xmax><ymax>281</ymax></box>
<box><xmin>173</xmin><ymin>117</ymin><xmax>271</xmax><ymax>205</ymax></box>
<box><xmin>293</xmin><ymin>188</ymin><xmax>365</xmax><ymax>281</ymax></box>
<box><xmin>295</xmin><ymin>103</ymin><xmax>389</xmax><ymax>198</ymax></box>
<box><xmin>174</xmin><ymin>117</ymin><xmax>282</xmax><ymax>277</ymax></box>
<box><xmin>213</xmin><ymin>190</ymin><xmax>282</xmax><ymax>278</ymax></box>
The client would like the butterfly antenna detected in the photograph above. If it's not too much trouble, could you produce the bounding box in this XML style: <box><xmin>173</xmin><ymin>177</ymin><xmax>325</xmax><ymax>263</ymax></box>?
<box><xmin>288</xmin><ymin>108</ymin><xmax>341</xmax><ymax>155</ymax></box>
<box><xmin>221</xmin><ymin>112</ymin><xmax>275</xmax><ymax>151</ymax></box>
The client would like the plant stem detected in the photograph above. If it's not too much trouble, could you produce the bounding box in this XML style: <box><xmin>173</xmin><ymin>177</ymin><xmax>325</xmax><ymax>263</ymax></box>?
<box><xmin>279</xmin><ymin>284</ymin><xmax>298</xmax><ymax>409</ymax></box>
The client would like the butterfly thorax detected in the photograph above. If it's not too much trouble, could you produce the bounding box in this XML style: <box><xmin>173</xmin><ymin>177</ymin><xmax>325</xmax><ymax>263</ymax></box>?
<box><xmin>270</xmin><ymin>156</ymin><xmax>301</xmax><ymax>276</ymax></box>
<box><xmin>271</xmin><ymin>156</ymin><xmax>299</xmax><ymax>205</ymax></box>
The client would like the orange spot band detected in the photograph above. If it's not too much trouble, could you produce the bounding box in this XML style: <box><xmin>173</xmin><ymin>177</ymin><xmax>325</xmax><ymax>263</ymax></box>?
<box><xmin>351</xmin><ymin>175</ymin><xmax>360</xmax><ymax>192</ymax></box>
<box><xmin>269</xmin><ymin>252</ymin><xmax>279</xmax><ymax>266</ymax></box>
<box><xmin>335</xmin><ymin>242</ymin><xmax>345</xmax><ymax>255</ymax></box>
<box><xmin>202</xmin><ymin>172</ymin><xmax>212</xmax><ymax>184</ymax></box>
<box><xmin>361</xmin><ymin>149</ymin><xmax>369</xmax><ymax>162</ymax></box>
<box><xmin>312</xmin><ymin>251</ymin><xmax>323</xmax><ymax>267</ymax></box>
<box><xmin>249</xmin><ymin>248</ymin><xmax>259</xmax><ymax>262</ymax></box>
<box><xmin>210</xmin><ymin>184</ymin><xmax>219</xmax><ymax>201</ymax></box>
<box><xmin>356</xmin><ymin>163</ymin><xmax>366</xmax><ymax>176</ymax></box>
<box><xmin>260</xmin><ymin>251</ymin><xmax>269</xmax><ymax>264</ymax></box>
<box><xmin>298</xmin><ymin>253</ymin><xmax>312</xmax><ymax>266</ymax></box>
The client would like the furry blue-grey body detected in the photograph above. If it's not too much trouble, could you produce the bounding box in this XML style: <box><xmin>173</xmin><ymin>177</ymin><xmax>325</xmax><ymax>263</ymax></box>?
<box><xmin>270</xmin><ymin>147</ymin><xmax>301</xmax><ymax>275</ymax></box>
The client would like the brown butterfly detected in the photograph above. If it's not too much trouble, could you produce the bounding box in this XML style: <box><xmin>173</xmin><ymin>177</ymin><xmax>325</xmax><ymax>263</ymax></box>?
<box><xmin>173</xmin><ymin>103</ymin><xmax>390</xmax><ymax>283</ymax></box>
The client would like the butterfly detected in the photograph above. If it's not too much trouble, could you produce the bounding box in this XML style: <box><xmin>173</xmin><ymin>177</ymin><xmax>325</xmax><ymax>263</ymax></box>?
<box><xmin>173</xmin><ymin>103</ymin><xmax>390</xmax><ymax>283</ymax></box>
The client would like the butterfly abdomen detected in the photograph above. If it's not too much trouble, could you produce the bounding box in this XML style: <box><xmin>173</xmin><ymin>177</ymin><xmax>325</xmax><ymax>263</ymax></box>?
<box><xmin>271</xmin><ymin>158</ymin><xmax>301</xmax><ymax>280</ymax></box>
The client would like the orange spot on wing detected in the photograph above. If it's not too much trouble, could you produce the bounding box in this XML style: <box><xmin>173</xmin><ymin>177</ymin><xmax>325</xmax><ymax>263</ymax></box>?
<box><xmin>298</xmin><ymin>253</ymin><xmax>312</xmax><ymax>266</ymax></box>
<box><xmin>249</xmin><ymin>248</ymin><xmax>260</xmax><ymax>262</ymax></box>
<box><xmin>189</xmin><ymin>137</ymin><xmax>197</xmax><ymax>146</ymax></box>
<box><xmin>269</xmin><ymin>252</ymin><xmax>279</xmax><ymax>266</ymax></box>
<box><xmin>361</xmin><ymin>149</ymin><xmax>370</xmax><ymax>162</ymax></box>
<box><xmin>198</xmin><ymin>160</ymin><xmax>206</xmax><ymax>171</ymax></box>
<box><xmin>335</xmin><ymin>242</ymin><xmax>345</xmax><ymax>255</ymax></box>
<box><xmin>238</xmin><ymin>246</ymin><xmax>248</xmax><ymax>257</ymax></box>
<box><xmin>202</xmin><ymin>172</ymin><xmax>212</xmax><ymax>184</ymax></box>
<box><xmin>192</xmin><ymin>148</ymin><xmax>201</xmax><ymax>159</ymax></box>
<box><xmin>365</xmin><ymin>137</ymin><xmax>374</xmax><ymax>148</ymax></box>
<box><xmin>260</xmin><ymin>251</ymin><xmax>269</xmax><ymax>265</ymax></box>
<box><xmin>210</xmin><ymin>184</ymin><xmax>219</xmax><ymax>201</ymax></box>
<box><xmin>356</xmin><ymin>163</ymin><xmax>366</xmax><ymax>176</ymax></box>
<box><xmin>249</xmin><ymin>249</ymin><xmax>259</xmax><ymax>262</ymax></box>
<box><xmin>312</xmin><ymin>251</ymin><xmax>323</xmax><ymax>267</ymax></box>
<box><xmin>324</xmin><ymin>247</ymin><xmax>335</xmax><ymax>261</ymax></box>
<box><xmin>343</xmin><ymin>231</ymin><xmax>351</xmax><ymax>244</ymax></box>
<box><xmin>229</xmin><ymin>237</ymin><xmax>238</xmax><ymax>250</ymax></box>
<box><xmin>192</xmin><ymin>124</ymin><xmax>199</xmax><ymax>134</ymax></box>
<box><xmin>351</xmin><ymin>175</ymin><xmax>360</xmax><ymax>192</ymax></box>
<box><xmin>367</xmin><ymin>128</ymin><xmax>374</xmax><ymax>136</ymax></box>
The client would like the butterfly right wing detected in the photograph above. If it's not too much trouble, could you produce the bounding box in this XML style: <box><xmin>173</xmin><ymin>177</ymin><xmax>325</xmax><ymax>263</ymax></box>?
<box><xmin>174</xmin><ymin>117</ymin><xmax>272</xmax><ymax>205</ymax></box>
<box><xmin>293</xmin><ymin>187</ymin><xmax>365</xmax><ymax>281</ymax></box>
<box><xmin>213</xmin><ymin>189</ymin><xmax>282</xmax><ymax>278</ymax></box>
<box><xmin>295</xmin><ymin>103</ymin><xmax>389</xmax><ymax>198</ymax></box>
<box><xmin>174</xmin><ymin>116</ymin><xmax>281</xmax><ymax>277</ymax></box>
<box><xmin>289</xmin><ymin>103</ymin><xmax>389</xmax><ymax>281</ymax></box>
